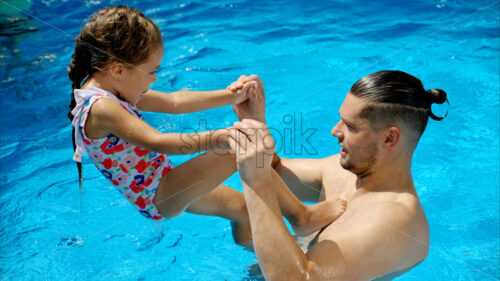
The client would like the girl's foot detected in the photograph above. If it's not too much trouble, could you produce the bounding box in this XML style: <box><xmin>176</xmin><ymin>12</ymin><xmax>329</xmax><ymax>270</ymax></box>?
<box><xmin>291</xmin><ymin>199</ymin><xmax>347</xmax><ymax>236</ymax></box>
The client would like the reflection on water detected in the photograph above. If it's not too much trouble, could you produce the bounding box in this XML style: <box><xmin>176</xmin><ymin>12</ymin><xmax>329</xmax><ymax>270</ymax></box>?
<box><xmin>0</xmin><ymin>0</ymin><xmax>38</xmax><ymax>55</ymax></box>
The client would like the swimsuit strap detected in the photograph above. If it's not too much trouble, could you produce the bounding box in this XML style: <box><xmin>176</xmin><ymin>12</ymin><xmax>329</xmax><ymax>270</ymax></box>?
<box><xmin>71</xmin><ymin>87</ymin><xmax>131</xmax><ymax>162</ymax></box>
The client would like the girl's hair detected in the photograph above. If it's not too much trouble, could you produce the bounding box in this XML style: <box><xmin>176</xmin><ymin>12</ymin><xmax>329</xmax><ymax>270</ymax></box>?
<box><xmin>349</xmin><ymin>70</ymin><xmax>448</xmax><ymax>148</ymax></box>
<box><xmin>68</xmin><ymin>5</ymin><xmax>162</xmax><ymax>190</ymax></box>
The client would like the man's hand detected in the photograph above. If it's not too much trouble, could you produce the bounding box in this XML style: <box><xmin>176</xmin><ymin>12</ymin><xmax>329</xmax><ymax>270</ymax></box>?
<box><xmin>227</xmin><ymin>75</ymin><xmax>266</xmax><ymax>123</ymax></box>
<box><xmin>228</xmin><ymin>119</ymin><xmax>275</xmax><ymax>184</ymax></box>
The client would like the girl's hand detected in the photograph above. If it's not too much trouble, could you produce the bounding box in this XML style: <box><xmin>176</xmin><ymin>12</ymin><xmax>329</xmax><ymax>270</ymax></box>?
<box><xmin>228</xmin><ymin>74</ymin><xmax>266</xmax><ymax>123</ymax></box>
<box><xmin>227</xmin><ymin>74</ymin><xmax>264</xmax><ymax>92</ymax></box>
<box><xmin>231</xmin><ymin>81</ymin><xmax>256</xmax><ymax>105</ymax></box>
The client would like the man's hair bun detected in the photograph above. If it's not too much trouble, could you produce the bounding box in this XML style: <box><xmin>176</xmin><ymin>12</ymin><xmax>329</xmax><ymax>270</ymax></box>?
<box><xmin>426</xmin><ymin>89</ymin><xmax>448</xmax><ymax>120</ymax></box>
<box><xmin>427</xmin><ymin>89</ymin><xmax>447</xmax><ymax>105</ymax></box>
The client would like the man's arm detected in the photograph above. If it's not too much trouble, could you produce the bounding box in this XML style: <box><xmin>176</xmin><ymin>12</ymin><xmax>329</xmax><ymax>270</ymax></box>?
<box><xmin>229</xmin><ymin>74</ymin><xmax>330</xmax><ymax>202</ymax></box>
<box><xmin>273</xmin><ymin>156</ymin><xmax>331</xmax><ymax>202</ymax></box>
<box><xmin>229</xmin><ymin>120</ymin><xmax>418</xmax><ymax>281</ymax></box>
<box><xmin>243</xmin><ymin>169</ymin><xmax>416</xmax><ymax>281</ymax></box>
<box><xmin>240</xmin><ymin>169</ymin><xmax>314</xmax><ymax>281</ymax></box>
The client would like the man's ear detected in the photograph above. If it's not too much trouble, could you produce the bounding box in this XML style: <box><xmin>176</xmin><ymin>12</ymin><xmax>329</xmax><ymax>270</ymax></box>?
<box><xmin>384</xmin><ymin>126</ymin><xmax>401</xmax><ymax>148</ymax></box>
<box><xmin>108</xmin><ymin>61</ymin><xmax>124</xmax><ymax>81</ymax></box>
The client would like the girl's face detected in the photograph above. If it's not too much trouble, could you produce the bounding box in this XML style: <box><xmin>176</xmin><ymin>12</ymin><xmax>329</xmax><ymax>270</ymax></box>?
<box><xmin>117</xmin><ymin>46</ymin><xmax>164</xmax><ymax>104</ymax></box>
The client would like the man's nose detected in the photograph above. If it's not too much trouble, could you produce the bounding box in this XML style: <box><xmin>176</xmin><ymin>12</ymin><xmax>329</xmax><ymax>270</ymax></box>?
<box><xmin>331</xmin><ymin>121</ymin><xmax>343</xmax><ymax>139</ymax></box>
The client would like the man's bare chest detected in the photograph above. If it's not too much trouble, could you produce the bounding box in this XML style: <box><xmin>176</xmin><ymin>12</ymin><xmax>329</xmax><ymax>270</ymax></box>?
<box><xmin>320</xmin><ymin>171</ymin><xmax>356</xmax><ymax>202</ymax></box>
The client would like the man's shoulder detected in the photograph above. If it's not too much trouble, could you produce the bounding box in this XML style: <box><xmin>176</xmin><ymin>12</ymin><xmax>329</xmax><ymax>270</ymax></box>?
<box><xmin>334</xmin><ymin>198</ymin><xmax>415</xmax><ymax>231</ymax></box>
<box><xmin>359</xmin><ymin>191</ymin><xmax>422</xmax><ymax>224</ymax></box>
<box><xmin>366</xmin><ymin>200</ymin><xmax>416</xmax><ymax>225</ymax></box>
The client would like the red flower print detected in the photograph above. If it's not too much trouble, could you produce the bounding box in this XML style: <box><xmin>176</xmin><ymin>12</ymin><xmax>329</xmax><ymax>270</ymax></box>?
<box><xmin>102</xmin><ymin>158</ymin><xmax>118</xmax><ymax>169</ymax></box>
<box><xmin>83</xmin><ymin>139</ymin><xmax>92</xmax><ymax>145</ymax></box>
<box><xmin>100</xmin><ymin>140</ymin><xmax>114</xmax><ymax>155</ymax></box>
<box><xmin>112</xmin><ymin>144</ymin><xmax>125</xmax><ymax>153</ymax></box>
<box><xmin>134</xmin><ymin>147</ymin><xmax>150</xmax><ymax>157</ymax></box>
<box><xmin>136</xmin><ymin>197</ymin><xmax>146</xmax><ymax>209</ymax></box>
<box><xmin>130</xmin><ymin>175</ymin><xmax>145</xmax><ymax>193</ymax></box>
<box><xmin>152</xmin><ymin>155</ymin><xmax>165</xmax><ymax>168</ymax></box>
<box><xmin>111</xmin><ymin>179</ymin><xmax>120</xmax><ymax>185</ymax></box>
<box><xmin>162</xmin><ymin>166</ymin><xmax>172</xmax><ymax>176</ymax></box>
<box><xmin>135</xmin><ymin>160</ymin><xmax>150</xmax><ymax>174</ymax></box>
<box><xmin>130</xmin><ymin>184</ymin><xmax>144</xmax><ymax>193</ymax></box>
<box><xmin>152</xmin><ymin>216</ymin><xmax>162</xmax><ymax>220</ymax></box>
<box><xmin>100</xmin><ymin>134</ymin><xmax>125</xmax><ymax>155</ymax></box>
<box><xmin>143</xmin><ymin>177</ymin><xmax>153</xmax><ymax>187</ymax></box>
<box><xmin>119</xmin><ymin>164</ymin><xmax>129</xmax><ymax>173</ymax></box>
<box><xmin>100</xmin><ymin>142</ymin><xmax>124</xmax><ymax>155</ymax></box>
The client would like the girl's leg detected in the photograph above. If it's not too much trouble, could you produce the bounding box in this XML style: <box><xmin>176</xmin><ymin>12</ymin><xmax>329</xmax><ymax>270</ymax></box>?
<box><xmin>185</xmin><ymin>184</ymin><xmax>252</xmax><ymax>246</ymax></box>
<box><xmin>154</xmin><ymin>149</ymin><xmax>342</xmax><ymax>242</ymax></box>
<box><xmin>268</xmin><ymin>171</ymin><xmax>347</xmax><ymax>236</ymax></box>
<box><xmin>154</xmin><ymin>149</ymin><xmax>237</xmax><ymax>218</ymax></box>
<box><xmin>154</xmin><ymin>149</ymin><xmax>251</xmax><ymax>245</ymax></box>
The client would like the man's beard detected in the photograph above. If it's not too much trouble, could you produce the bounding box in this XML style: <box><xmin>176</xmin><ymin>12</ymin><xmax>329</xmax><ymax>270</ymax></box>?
<box><xmin>340</xmin><ymin>142</ymin><xmax>378</xmax><ymax>178</ymax></box>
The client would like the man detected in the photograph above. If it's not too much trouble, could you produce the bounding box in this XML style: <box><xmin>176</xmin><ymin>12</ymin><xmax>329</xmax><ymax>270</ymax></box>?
<box><xmin>228</xmin><ymin>70</ymin><xmax>447</xmax><ymax>280</ymax></box>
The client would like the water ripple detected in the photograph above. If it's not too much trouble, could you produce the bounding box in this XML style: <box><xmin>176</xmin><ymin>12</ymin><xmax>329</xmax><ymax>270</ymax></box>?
<box><xmin>357</xmin><ymin>22</ymin><xmax>429</xmax><ymax>40</ymax></box>
<box><xmin>150</xmin><ymin>1</ymin><xmax>205</xmax><ymax>19</ymax></box>
<box><xmin>171</xmin><ymin>47</ymin><xmax>223</xmax><ymax>66</ymax></box>
<box><xmin>185</xmin><ymin>65</ymin><xmax>245</xmax><ymax>72</ymax></box>
<box><xmin>162</xmin><ymin>27</ymin><xmax>197</xmax><ymax>41</ymax></box>
<box><xmin>137</xmin><ymin>228</ymin><xmax>166</xmax><ymax>251</ymax></box>
<box><xmin>36</xmin><ymin>178</ymin><xmax>74</xmax><ymax>198</ymax></box>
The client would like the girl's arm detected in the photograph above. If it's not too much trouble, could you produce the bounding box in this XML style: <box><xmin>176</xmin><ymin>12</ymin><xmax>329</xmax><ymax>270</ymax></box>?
<box><xmin>90</xmin><ymin>98</ymin><xmax>229</xmax><ymax>154</ymax></box>
<box><xmin>136</xmin><ymin>82</ymin><xmax>255</xmax><ymax>113</ymax></box>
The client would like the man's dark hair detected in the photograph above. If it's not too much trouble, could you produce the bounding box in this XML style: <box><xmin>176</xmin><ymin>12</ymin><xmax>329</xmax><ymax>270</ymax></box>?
<box><xmin>350</xmin><ymin>70</ymin><xmax>448</xmax><ymax>147</ymax></box>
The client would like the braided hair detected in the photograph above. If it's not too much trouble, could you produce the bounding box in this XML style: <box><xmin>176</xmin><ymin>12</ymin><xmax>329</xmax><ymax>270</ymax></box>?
<box><xmin>349</xmin><ymin>70</ymin><xmax>448</xmax><ymax>147</ymax></box>
<box><xmin>68</xmin><ymin>5</ymin><xmax>162</xmax><ymax>191</ymax></box>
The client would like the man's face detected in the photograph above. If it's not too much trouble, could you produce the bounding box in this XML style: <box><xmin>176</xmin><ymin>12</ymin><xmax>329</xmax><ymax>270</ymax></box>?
<box><xmin>331</xmin><ymin>93</ymin><xmax>381</xmax><ymax>177</ymax></box>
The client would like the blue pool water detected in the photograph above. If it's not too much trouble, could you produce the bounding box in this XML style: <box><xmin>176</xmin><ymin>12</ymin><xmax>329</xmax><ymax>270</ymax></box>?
<box><xmin>0</xmin><ymin>0</ymin><xmax>499</xmax><ymax>280</ymax></box>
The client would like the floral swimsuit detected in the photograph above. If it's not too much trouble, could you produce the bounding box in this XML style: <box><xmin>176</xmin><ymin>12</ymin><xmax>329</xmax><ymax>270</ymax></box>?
<box><xmin>72</xmin><ymin>87</ymin><xmax>172</xmax><ymax>220</ymax></box>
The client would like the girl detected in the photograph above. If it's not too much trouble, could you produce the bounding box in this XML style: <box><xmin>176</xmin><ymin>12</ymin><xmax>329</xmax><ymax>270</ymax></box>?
<box><xmin>69</xmin><ymin>5</ymin><xmax>343</xmax><ymax>245</ymax></box>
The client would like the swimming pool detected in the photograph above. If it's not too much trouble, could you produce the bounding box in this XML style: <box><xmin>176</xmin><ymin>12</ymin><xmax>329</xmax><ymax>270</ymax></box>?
<box><xmin>0</xmin><ymin>0</ymin><xmax>498</xmax><ymax>280</ymax></box>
